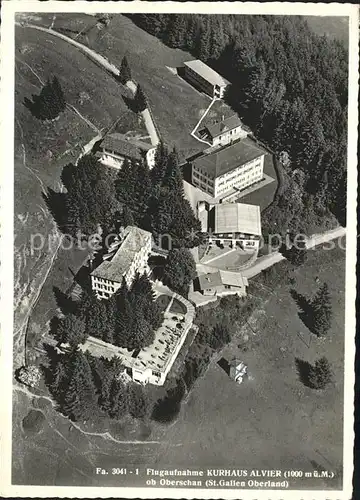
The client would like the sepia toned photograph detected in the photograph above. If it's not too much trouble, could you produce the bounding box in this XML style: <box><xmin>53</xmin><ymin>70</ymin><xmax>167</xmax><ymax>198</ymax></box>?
<box><xmin>0</xmin><ymin>1</ymin><xmax>358</xmax><ymax>499</ymax></box>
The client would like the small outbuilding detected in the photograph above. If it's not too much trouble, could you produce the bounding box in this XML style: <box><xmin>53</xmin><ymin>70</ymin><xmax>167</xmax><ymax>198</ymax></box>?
<box><xmin>229</xmin><ymin>359</ymin><xmax>247</xmax><ymax>384</ymax></box>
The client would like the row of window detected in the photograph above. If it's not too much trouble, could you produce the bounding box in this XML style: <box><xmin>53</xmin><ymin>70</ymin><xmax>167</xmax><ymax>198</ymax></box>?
<box><xmin>215</xmin><ymin>128</ymin><xmax>241</xmax><ymax>141</ymax></box>
<box><xmin>95</xmin><ymin>283</ymin><xmax>116</xmax><ymax>292</ymax></box>
<box><xmin>193</xmin><ymin>171</ymin><xmax>214</xmax><ymax>186</ymax></box>
<box><xmin>194</xmin><ymin>179</ymin><xmax>214</xmax><ymax>195</ymax></box>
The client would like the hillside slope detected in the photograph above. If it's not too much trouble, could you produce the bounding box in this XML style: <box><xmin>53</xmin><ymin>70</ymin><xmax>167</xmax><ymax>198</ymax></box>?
<box><xmin>14</xmin><ymin>25</ymin><xmax>141</xmax><ymax>366</ymax></box>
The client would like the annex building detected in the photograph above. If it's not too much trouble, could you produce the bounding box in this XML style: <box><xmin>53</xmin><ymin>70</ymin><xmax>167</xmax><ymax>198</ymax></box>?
<box><xmin>199</xmin><ymin>114</ymin><xmax>248</xmax><ymax>147</ymax></box>
<box><xmin>190</xmin><ymin>137</ymin><xmax>266</xmax><ymax>200</ymax></box>
<box><xmin>199</xmin><ymin>202</ymin><xmax>262</xmax><ymax>251</ymax></box>
<box><xmin>183</xmin><ymin>59</ymin><xmax>229</xmax><ymax>99</ymax></box>
<box><xmin>196</xmin><ymin>270</ymin><xmax>248</xmax><ymax>298</ymax></box>
<box><xmin>97</xmin><ymin>132</ymin><xmax>156</xmax><ymax>169</ymax></box>
<box><xmin>91</xmin><ymin>226</ymin><xmax>152</xmax><ymax>299</ymax></box>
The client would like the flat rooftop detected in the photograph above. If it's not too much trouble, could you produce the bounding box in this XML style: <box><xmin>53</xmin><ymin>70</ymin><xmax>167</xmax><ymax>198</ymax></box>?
<box><xmin>91</xmin><ymin>226</ymin><xmax>151</xmax><ymax>282</ymax></box>
<box><xmin>184</xmin><ymin>60</ymin><xmax>229</xmax><ymax>88</ymax></box>
<box><xmin>211</xmin><ymin>202</ymin><xmax>261</xmax><ymax>236</ymax></box>
<box><xmin>192</xmin><ymin>137</ymin><xmax>267</xmax><ymax>178</ymax></box>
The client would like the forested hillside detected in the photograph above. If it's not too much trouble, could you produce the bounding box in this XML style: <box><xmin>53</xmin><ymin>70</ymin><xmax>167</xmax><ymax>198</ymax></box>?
<box><xmin>128</xmin><ymin>14</ymin><xmax>348</xmax><ymax>233</ymax></box>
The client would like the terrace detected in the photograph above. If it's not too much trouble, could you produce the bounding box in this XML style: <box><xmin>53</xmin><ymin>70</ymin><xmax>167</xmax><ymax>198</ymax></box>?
<box><xmin>81</xmin><ymin>287</ymin><xmax>195</xmax><ymax>385</ymax></box>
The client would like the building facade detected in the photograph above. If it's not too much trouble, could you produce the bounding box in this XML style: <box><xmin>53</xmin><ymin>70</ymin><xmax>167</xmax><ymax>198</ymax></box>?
<box><xmin>191</xmin><ymin>137</ymin><xmax>265</xmax><ymax>199</ymax></box>
<box><xmin>207</xmin><ymin>202</ymin><xmax>262</xmax><ymax>251</ymax></box>
<box><xmin>97</xmin><ymin>132</ymin><xmax>156</xmax><ymax>170</ymax></box>
<box><xmin>91</xmin><ymin>226</ymin><xmax>152</xmax><ymax>300</ymax></box>
<box><xmin>184</xmin><ymin>60</ymin><xmax>229</xmax><ymax>99</ymax></box>
<box><xmin>201</xmin><ymin>115</ymin><xmax>248</xmax><ymax>147</ymax></box>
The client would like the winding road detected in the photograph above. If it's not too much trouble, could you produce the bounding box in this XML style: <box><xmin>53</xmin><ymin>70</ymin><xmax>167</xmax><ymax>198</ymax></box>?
<box><xmin>243</xmin><ymin>226</ymin><xmax>346</xmax><ymax>279</ymax></box>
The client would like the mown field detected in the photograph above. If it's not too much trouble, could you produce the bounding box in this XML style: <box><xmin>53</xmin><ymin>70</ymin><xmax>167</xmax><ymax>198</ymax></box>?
<box><xmin>23</xmin><ymin>13</ymin><xmax>229</xmax><ymax>161</ymax></box>
<box><xmin>13</xmin><ymin>243</ymin><xmax>346</xmax><ymax>487</ymax></box>
<box><xmin>151</xmin><ymin>245</ymin><xmax>346</xmax><ymax>489</ymax></box>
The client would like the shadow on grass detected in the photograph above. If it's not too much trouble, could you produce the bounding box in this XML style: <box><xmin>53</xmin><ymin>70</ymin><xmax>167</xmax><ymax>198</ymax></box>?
<box><xmin>42</xmin><ymin>188</ymin><xmax>68</xmax><ymax>233</ymax></box>
<box><xmin>121</xmin><ymin>94</ymin><xmax>139</xmax><ymax>114</ymax></box>
<box><xmin>217</xmin><ymin>357</ymin><xmax>230</xmax><ymax>375</ymax></box>
<box><xmin>73</xmin><ymin>264</ymin><xmax>92</xmax><ymax>292</ymax></box>
<box><xmin>151</xmin><ymin>378</ymin><xmax>186</xmax><ymax>424</ymax></box>
<box><xmin>295</xmin><ymin>357</ymin><xmax>313</xmax><ymax>388</ymax></box>
<box><xmin>290</xmin><ymin>289</ymin><xmax>314</xmax><ymax>332</ymax></box>
<box><xmin>53</xmin><ymin>286</ymin><xmax>78</xmax><ymax>315</ymax></box>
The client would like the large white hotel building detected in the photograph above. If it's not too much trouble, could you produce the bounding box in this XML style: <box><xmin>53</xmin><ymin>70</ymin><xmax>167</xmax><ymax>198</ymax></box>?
<box><xmin>191</xmin><ymin>137</ymin><xmax>266</xmax><ymax>201</ymax></box>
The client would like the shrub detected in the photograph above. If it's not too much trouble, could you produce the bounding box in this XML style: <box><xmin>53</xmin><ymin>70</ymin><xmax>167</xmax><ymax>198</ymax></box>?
<box><xmin>18</xmin><ymin>365</ymin><xmax>41</xmax><ymax>388</ymax></box>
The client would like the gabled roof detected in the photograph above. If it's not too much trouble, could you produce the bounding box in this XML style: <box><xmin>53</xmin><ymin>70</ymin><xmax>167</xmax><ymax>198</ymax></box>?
<box><xmin>198</xmin><ymin>271</ymin><xmax>223</xmax><ymax>290</ymax></box>
<box><xmin>192</xmin><ymin>137</ymin><xmax>266</xmax><ymax>178</ymax></box>
<box><xmin>100</xmin><ymin>133</ymin><xmax>153</xmax><ymax>160</ymax></box>
<box><xmin>206</xmin><ymin>115</ymin><xmax>242</xmax><ymax>138</ymax></box>
<box><xmin>211</xmin><ymin>203</ymin><xmax>261</xmax><ymax>236</ymax></box>
<box><xmin>184</xmin><ymin>60</ymin><xmax>229</xmax><ymax>87</ymax></box>
<box><xmin>197</xmin><ymin>270</ymin><xmax>248</xmax><ymax>290</ymax></box>
<box><xmin>91</xmin><ymin>226</ymin><xmax>151</xmax><ymax>282</ymax></box>
<box><xmin>219</xmin><ymin>270</ymin><xmax>248</xmax><ymax>288</ymax></box>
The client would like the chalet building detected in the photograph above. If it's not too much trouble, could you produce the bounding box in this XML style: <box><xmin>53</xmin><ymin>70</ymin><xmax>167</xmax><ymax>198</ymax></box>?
<box><xmin>196</xmin><ymin>270</ymin><xmax>248</xmax><ymax>297</ymax></box>
<box><xmin>91</xmin><ymin>226</ymin><xmax>152</xmax><ymax>299</ymax></box>
<box><xmin>97</xmin><ymin>132</ymin><xmax>156</xmax><ymax>170</ymax></box>
<box><xmin>199</xmin><ymin>114</ymin><xmax>248</xmax><ymax>147</ymax></box>
<box><xmin>79</xmin><ymin>293</ymin><xmax>196</xmax><ymax>386</ymax></box>
<box><xmin>198</xmin><ymin>201</ymin><xmax>262</xmax><ymax>251</ymax></box>
<box><xmin>183</xmin><ymin>60</ymin><xmax>229</xmax><ymax>99</ymax></box>
<box><xmin>191</xmin><ymin>137</ymin><xmax>266</xmax><ymax>200</ymax></box>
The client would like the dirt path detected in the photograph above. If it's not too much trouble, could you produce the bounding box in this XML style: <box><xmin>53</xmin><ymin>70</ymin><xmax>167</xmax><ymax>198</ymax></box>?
<box><xmin>17</xmin><ymin>23</ymin><xmax>160</xmax><ymax>147</ymax></box>
<box><xmin>190</xmin><ymin>97</ymin><xmax>217</xmax><ymax>145</ymax></box>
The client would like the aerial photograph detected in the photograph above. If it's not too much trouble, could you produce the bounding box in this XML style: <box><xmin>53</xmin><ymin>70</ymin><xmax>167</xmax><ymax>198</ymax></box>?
<box><xmin>11</xmin><ymin>9</ymin><xmax>351</xmax><ymax>492</ymax></box>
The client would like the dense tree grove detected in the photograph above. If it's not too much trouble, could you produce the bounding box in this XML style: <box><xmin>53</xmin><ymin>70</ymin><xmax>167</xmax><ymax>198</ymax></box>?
<box><xmin>24</xmin><ymin>76</ymin><xmax>66</xmax><ymax>121</ymax></box>
<box><xmin>77</xmin><ymin>273</ymin><xmax>162</xmax><ymax>350</ymax></box>
<box><xmin>46</xmin><ymin>349</ymin><xmax>132</xmax><ymax>422</ymax></box>
<box><xmin>163</xmin><ymin>247</ymin><xmax>197</xmax><ymax>295</ymax></box>
<box><xmin>61</xmin><ymin>154</ymin><xmax>120</xmax><ymax>236</ymax></box>
<box><xmin>115</xmin><ymin>143</ymin><xmax>201</xmax><ymax>247</ymax></box>
<box><xmin>128</xmin><ymin>14</ymin><xmax>348</xmax><ymax>232</ymax></box>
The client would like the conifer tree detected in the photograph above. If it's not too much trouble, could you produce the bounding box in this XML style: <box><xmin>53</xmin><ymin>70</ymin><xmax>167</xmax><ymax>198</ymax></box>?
<box><xmin>163</xmin><ymin>248</ymin><xmax>197</xmax><ymax>295</ymax></box>
<box><xmin>119</xmin><ymin>55</ymin><xmax>132</xmax><ymax>85</ymax></box>
<box><xmin>127</xmin><ymin>383</ymin><xmax>148</xmax><ymax>419</ymax></box>
<box><xmin>311</xmin><ymin>283</ymin><xmax>332</xmax><ymax>337</ymax></box>
<box><xmin>61</xmin><ymin>154</ymin><xmax>119</xmax><ymax>236</ymax></box>
<box><xmin>62</xmin><ymin>351</ymin><xmax>98</xmax><ymax>421</ymax></box>
<box><xmin>49</xmin><ymin>357</ymin><xmax>69</xmax><ymax>402</ymax></box>
<box><xmin>54</xmin><ymin>313</ymin><xmax>87</xmax><ymax>348</ymax></box>
<box><xmin>109</xmin><ymin>379</ymin><xmax>128</xmax><ymax>419</ymax></box>
<box><xmin>133</xmin><ymin>84</ymin><xmax>148</xmax><ymax>113</ymax></box>
<box><xmin>308</xmin><ymin>357</ymin><xmax>333</xmax><ymax>389</ymax></box>
<box><xmin>151</xmin><ymin>141</ymin><xmax>169</xmax><ymax>189</ymax></box>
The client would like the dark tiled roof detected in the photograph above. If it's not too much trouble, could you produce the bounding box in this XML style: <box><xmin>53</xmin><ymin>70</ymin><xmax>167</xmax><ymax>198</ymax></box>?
<box><xmin>100</xmin><ymin>133</ymin><xmax>152</xmax><ymax>160</ymax></box>
<box><xmin>91</xmin><ymin>226</ymin><xmax>151</xmax><ymax>282</ymax></box>
<box><xmin>192</xmin><ymin>137</ymin><xmax>266</xmax><ymax>178</ymax></box>
<box><xmin>206</xmin><ymin>115</ymin><xmax>242</xmax><ymax>138</ymax></box>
